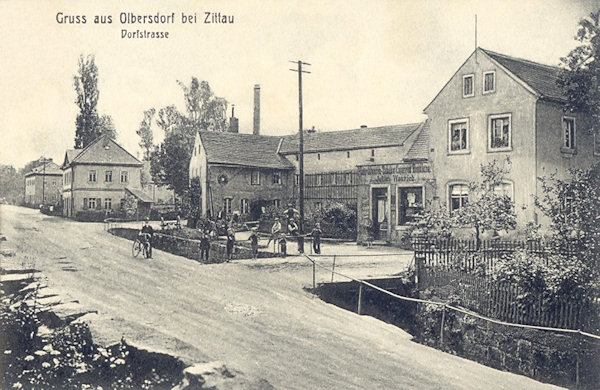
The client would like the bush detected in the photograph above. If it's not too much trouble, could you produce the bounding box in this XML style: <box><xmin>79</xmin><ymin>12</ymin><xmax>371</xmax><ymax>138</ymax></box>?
<box><xmin>306</xmin><ymin>202</ymin><xmax>357</xmax><ymax>240</ymax></box>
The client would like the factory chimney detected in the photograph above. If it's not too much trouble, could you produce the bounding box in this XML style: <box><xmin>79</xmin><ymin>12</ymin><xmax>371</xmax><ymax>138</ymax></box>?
<box><xmin>228</xmin><ymin>105</ymin><xmax>239</xmax><ymax>133</ymax></box>
<box><xmin>253</xmin><ymin>84</ymin><xmax>260</xmax><ymax>135</ymax></box>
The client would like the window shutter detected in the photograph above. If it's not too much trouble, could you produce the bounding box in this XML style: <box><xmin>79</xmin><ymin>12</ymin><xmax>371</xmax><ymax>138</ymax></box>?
<box><xmin>83</xmin><ymin>198</ymin><xmax>88</xmax><ymax>209</ymax></box>
<box><xmin>96</xmin><ymin>198</ymin><xmax>102</xmax><ymax>210</ymax></box>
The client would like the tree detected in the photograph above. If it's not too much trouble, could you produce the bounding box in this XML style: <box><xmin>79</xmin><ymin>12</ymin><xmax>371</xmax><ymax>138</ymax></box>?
<box><xmin>453</xmin><ymin>159</ymin><xmax>517</xmax><ymax>246</ymax></box>
<box><xmin>536</xmin><ymin>163</ymin><xmax>600</xmax><ymax>280</ymax></box>
<box><xmin>136</xmin><ymin>108</ymin><xmax>156</xmax><ymax>161</ymax></box>
<box><xmin>73</xmin><ymin>54</ymin><xmax>116</xmax><ymax>148</ymax></box>
<box><xmin>558</xmin><ymin>9</ymin><xmax>600</xmax><ymax>135</ymax></box>
<box><xmin>0</xmin><ymin>164</ymin><xmax>22</xmax><ymax>204</ymax></box>
<box><xmin>148</xmin><ymin>79</ymin><xmax>228</xmax><ymax>197</ymax></box>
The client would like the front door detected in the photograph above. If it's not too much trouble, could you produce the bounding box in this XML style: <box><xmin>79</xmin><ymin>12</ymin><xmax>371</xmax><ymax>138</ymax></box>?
<box><xmin>372</xmin><ymin>187</ymin><xmax>388</xmax><ymax>240</ymax></box>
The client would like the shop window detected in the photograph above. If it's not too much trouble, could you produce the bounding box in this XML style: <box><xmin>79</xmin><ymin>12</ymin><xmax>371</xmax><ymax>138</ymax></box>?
<box><xmin>397</xmin><ymin>187</ymin><xmax>423</xmax><ymax>225</ymax></box>
<box><xmin>449</xmin><ymin>183</ymin><xmax>469</xmax><ymax>212</ymax></box>
<box><xmin>449</xmin><ymin>119</ymin><xmax>469</xmax><ymax>153</ymax></box>
<box><xmin>489</xmin><ymin>114</ymin><xmax>511</xmax><ymax>150</ymax></box>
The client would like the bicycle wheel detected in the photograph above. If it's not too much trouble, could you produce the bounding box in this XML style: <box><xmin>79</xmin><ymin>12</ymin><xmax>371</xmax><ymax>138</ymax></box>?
<box><xmin>132</xmin><ymin>240</ymin><xmax>142</xmax><ymax>258</ymax></box>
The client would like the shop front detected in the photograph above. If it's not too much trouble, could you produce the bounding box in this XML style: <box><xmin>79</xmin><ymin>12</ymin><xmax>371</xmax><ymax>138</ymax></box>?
<box><xmin>356</xmin><ymin>162</ymin><xmax>434</xmax><ymax>246</ymax></box>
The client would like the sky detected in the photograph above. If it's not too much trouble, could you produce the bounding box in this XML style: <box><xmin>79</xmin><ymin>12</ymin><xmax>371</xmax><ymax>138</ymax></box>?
<box><xmin>0</xmin><ymin>0</ymin><xmax>598</xmax><ymax>169</ymax></box>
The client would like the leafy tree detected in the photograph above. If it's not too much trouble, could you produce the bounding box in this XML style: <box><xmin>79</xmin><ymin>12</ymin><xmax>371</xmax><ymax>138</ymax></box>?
<box><xmin>136</xmin><ymin>108</ymin><xmax>156</xmax><ymax>161</ymax></box>
<box><xmin>536</xmin><ymin>163</ymin><xmax>600</xmax><ymax>281</ymax></box>
<box><xmin>453</xmin><ymin>158</ymin><xmax>517</xmax><ymax>246</ymax></box>
<box><xmin>558</xmin><ymin>9</ymin><xmax>600</xmax><ymax>135</ymax></box>
<box><xmin>0</xmin><ymin>164</ymin><xmax>22</xmax><ymax>204</ymax></box>
<box><xmin>149</xmin><ymin>79</ymin><xmax>228</xmax><ymax>197</ymax></box>
<box><xmin>73</xmin><ymin>54</ymin><xmax>116</xmax><ymax>148</ymax></box>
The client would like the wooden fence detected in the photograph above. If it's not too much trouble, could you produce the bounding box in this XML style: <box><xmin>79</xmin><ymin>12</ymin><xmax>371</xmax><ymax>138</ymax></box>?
<box><xmin>414</xmin><ymin>238</ymin><xmax>597</xmax><ymax>331</ymax></box>
<box><xmin>295</xmin><ymin>171</ymin><xmax>358</xmax><ymax>203</ymax></box>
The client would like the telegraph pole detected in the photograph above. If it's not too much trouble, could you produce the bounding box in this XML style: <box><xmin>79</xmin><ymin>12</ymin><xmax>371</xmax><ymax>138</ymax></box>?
<box><xmin>41</xmin><ymin>158</ymin><xmax>47</xmax><ymax>206</ymax></box>
<box><xmin>290</xmin><ymin>60</ymin><xmax>311</xmax><ymax>253</ymax></box>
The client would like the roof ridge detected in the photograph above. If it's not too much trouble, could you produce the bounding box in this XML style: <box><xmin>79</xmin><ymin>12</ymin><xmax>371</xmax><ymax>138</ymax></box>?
<box><xmin>284</xmin><ymin>122</ymin><xmax>424</xmax><ymax>138</ymax></box>
<box><xmin>481</xmin><ymin>48</ymin><xmax>561</xmax><ymax>72</ymax></box>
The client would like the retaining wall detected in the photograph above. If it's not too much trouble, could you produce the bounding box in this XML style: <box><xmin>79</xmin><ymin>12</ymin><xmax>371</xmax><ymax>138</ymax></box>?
<box><xmin>108</xmin><ymin>228</ymin><xmax>278</xmax><ymax>263</ymax></box>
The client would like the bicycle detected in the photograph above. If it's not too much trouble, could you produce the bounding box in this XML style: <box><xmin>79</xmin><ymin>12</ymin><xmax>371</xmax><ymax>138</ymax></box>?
<box><xmin>132</xmin><ymin>233</ymin><xmax>151</xmax><ymax>258</ymax></box>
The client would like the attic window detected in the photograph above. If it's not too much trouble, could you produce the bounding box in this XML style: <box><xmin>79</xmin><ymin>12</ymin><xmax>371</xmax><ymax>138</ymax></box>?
<box><xmin>483</xmin><ymin>71</ymin><xmax>495</xmax><ymax>94</ymax></box>
<box><xmin>463</xmin><ymin>74</ymin><xmax>474</xmax><ymax>98</ymax></box>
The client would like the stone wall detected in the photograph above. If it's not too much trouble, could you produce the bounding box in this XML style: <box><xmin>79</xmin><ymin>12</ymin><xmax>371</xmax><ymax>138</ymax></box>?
<box><xmin>108</xmin><ymin>228</ymin><xmax>279</xmax><ymax>263</ymax></box>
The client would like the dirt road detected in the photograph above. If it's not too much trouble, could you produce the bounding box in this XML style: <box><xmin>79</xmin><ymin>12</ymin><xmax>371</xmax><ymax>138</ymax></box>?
<box><xmin>0</xmin><ymin>205</ymin><xmax>561</xmax><ymax>389</ymax></box>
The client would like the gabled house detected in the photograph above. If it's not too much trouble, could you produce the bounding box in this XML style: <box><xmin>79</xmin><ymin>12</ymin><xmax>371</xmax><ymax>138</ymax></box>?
<box><xmin>424</xmin><ymin>47</ymin><xmax>599</xmax><ymax>229</ymax></box>
<box><xmin>189</xmin><ymin>131</ymin><xmax>295</xmax><ymax>219</ymax></box>
<box><xmin>61</xmin><ymin>136</ymin><xmax>145</xmax><ymax>219</ymax></box>
<box><xmin>24</xmin><ymin>160</ymin><xmax>62</xmax><ymax>207</ymax></box>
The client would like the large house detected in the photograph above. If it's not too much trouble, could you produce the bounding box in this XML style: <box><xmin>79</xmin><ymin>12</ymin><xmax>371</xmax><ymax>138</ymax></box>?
<box><xmin>61</xmin><ymin>136</ymin><xmax>147</xmax><ymax>218</ymax></box>
<box><xmin>424</xmin><ymin>48</ymin><xmax>599</xmax><ymax>228</ymax></box>
<box><xmin>24</xmin><ymin>160</ymin><xmax>62</xmax><ymax>207</ymax></box>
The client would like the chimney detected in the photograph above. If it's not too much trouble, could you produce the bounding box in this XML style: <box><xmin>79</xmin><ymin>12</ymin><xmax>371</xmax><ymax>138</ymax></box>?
<box><xmin>253</xmin><ymin>84</ymin><xmax>260</xmax><ymax>135</ymax></box>
<box><xmin>229</xmin><ymin>105</ymin><xmax>239</xmax><ymax>133</ymax></box>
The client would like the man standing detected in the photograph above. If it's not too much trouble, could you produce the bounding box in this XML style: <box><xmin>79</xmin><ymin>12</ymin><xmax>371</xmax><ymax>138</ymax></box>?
<box><xmin>267</xmin><ymin>217</ymin><xmax>282</xmax><ymax>251</ymax></box>
<box><xmin>248</xmin><ymin>227</ymin><xmax>259</xmax><ymax>260</ymax></box>
<box><xmin>200</xmin><ymin>230</ymin><xmax>210</xmax><ymax>262</ymax></box>
<box><xmin>141</xmin><ymin>218</ymin><xmax>154</xmax><ymax>259</ymax></box>
<box><xmin>226</xmin><ymin>226</ymin><xmax>236</xmax><ymax>261</ymax></box>
<box><xmin>310</xmin><ymin>222</ymin><xmax>323</xmax><ymax>254</ymax></box>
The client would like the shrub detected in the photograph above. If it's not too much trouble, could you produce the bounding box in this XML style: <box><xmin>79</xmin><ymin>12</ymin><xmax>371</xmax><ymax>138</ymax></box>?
<box><xmin>306</xmin><ymin>202</ymin><xmax>357</xmax><ymax>240</ymax></box>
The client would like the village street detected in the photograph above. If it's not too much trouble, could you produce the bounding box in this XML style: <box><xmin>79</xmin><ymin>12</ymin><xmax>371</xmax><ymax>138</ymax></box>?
<box><xmin>0</xmin><ymin>205</ymin><xmax>561</xmax><ymax>390</ymax></box>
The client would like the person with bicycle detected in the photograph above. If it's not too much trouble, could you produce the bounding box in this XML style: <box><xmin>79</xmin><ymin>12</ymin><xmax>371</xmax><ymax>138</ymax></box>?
<box><xmin>140</xmin><ymin>218</ymin><xmax>154</xmax><ymax>259</ymax></box>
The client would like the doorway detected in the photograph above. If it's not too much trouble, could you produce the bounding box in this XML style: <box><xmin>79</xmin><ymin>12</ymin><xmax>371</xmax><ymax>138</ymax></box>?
<box><xmin>371</xmin><ymin>187</ymin><xmax>389</xmax><ymax>240</ymax></box>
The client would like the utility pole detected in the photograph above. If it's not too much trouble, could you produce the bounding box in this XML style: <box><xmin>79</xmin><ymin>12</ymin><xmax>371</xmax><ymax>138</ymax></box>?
<box><xmin>290</xmin><ymin>60</ymin><xmax>311</xmax><ymax>253</ymax></box>
<box><xmin>41</xmin><ymin>158</ymin><xmax>47</xmax><ymax>206</ymax></box>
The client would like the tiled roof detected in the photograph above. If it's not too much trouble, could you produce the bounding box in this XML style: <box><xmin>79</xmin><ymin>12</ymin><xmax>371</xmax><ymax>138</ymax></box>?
<box><xmin>279</xmin><ymin>123</ymin><xmax>423</xmax><ymax>154</ymax></box>
<box><xmin>125</xmin><ymin>187</ymin><xmax>154</xmax><ymax>203</ymax></box>
<box><xmin>404</xmin><ymin>121</ymin><xmax>430</xmax><ymax>161</ymax></box>
<box><xmin>62</xmin><ymin>149</ymin><xmax>82</xmax><ymax>168</ymax></box>
<box><xmin>199</xmin><ymin>131</ymin><xmax>294</xmax><ymax>169</ymax></box>
<box><xmin>69</xmin><ymin>136</ymin><xmax>142</xmax><ymax>166</ymax></box>
<box><xmin>482</xmin><ymin>48</ymin><xmax>565</xmax><ymax>101</ymax></box>
<box><xmin>25</xmin><ymin>161</ymin><xmax>62</xmax><ymax>176</ymax></box>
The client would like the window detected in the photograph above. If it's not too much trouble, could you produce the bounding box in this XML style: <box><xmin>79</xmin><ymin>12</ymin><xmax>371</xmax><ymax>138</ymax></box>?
<box><xmin>448</xmin><ymin>118</ymin><xmax>469</xmax><ymax>152</ymax></box>
<box><xmin>52</xmin><ymin>180</ymin><xmax>56</xmax><ymax>186</ymax></box>
<box><xmin>251</xmin><ymin>170</ymin><xmax>261</xmax><ymax>185</ymax></box>
<box><xmin>316</xmin><ymin>175</ymin><xmax>323</xmax><ymax>186</ymax></box>
<box><xmin>295</xmin><ymin>154</ymin><xmax>299</xmax><ymax>161</ymax></box>
<box><xmin>241</xmin><ymin>198</ymin><xmax>249</xmax><ymax>214</ymax></box>
<box><xmin>120</xmin><ymin>171</ymin><xmax>128</xmax><ymax>183</ymax></box>
<box><xmin>86</xmin><ymin>198</ymin><xmax>97</xmax><ymax>209</ymax></box>
<box><xmin>371</xmin><ymin>149</ymin><xmax>375</xmax><ymax>157</ymax></box>
<box><xmin>295</xmin><ymin>175</ymin><xmax>299</xmax><ymax>185</ymax></box>
<box><xmin>563</xmin><ymin>117</ymin><xmax>576</xmax><ymax>150</ymax></box>
<box><xmin>315</xmin><ymin>202</ymin><xmax>322</xmax><ymax>211</ymax></box>
<box><xmin>273</xmin><ymin>172</ymin><xmax>282</xmax><ymax>185</ymax></box>
<box><xmin>483</xmin><ymin>71</ymin><xmax>495</xmax><ymax>93</ymax></box>
<box><xmin>493</xmin><ymin>182</ymin><xmax>513</xmax><ymax>200</ymax></box>
<box><xmin>463</xmin><ymin>74</ymin><xmax>474</xmax><ymax>97</ymax></box>
<box><xmin>105</xmin><ymin>170</ymin><xmax>113</xmax><ymax>182</ymax></box>
<box><xmin>595</xmin><ymin>133</ymin><xmax>600</xmax><ymax>156</ymax></box>
<box><xmin>317</xmin><ymin>153</ymin><xmax>321</xmax><ymax>160</ymax></box>
<box><xmin>88</xmin><ymin>170</ymin><xmax>97</xmax><ymax>182</ymax></box>
<box><xmin>223</xmin><ymin>198</ymin><xmax>232</xmax><ymax>214</ymax></box>
<box><xmin>397</xmin><ymin>186</ymin><xmax>423</xmax><ymax>225</ymax></box>
<box><xmin>449</xmin><ymin>184</ymin><xmax>469</xmax><ymax>212</ymax></box>
<box><xmin>347</xmin><ymin>151</ymin><xmax>350</xmax><ymax>158</ymax></box>
<box><xmin>273</xmin><ymin>199</ymin><xmax>281</xmax><ymax>209</ymax></box>
<box><xmin>489</xmin><ymin>114</ymin><xmax>512</xmax><ymax>150</ymax></box>
<box><xmin>104</xmin><ymin>198</ymin><xmax>112</xmax><ymax>210</ymax></box>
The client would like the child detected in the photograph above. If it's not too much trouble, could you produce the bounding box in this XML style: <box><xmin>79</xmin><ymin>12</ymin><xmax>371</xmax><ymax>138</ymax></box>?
<box><xmin>311</xmin><ymin>223</ymin><xmax>323</xmax><ymax>254</ymax></box>
<box><xmin>279</xmin><ymin>235</ymin><xmax>287</xmax><ymax>257</ymax></box>
<box><xmin>199</xmin><ymin>230</ymin><xmax>210</xmax><ymax>261</ymax></box>
<box><xmin>248</xmin><ymin>227</ymin><xmax>259</xmax><ymax>259</ymax></box>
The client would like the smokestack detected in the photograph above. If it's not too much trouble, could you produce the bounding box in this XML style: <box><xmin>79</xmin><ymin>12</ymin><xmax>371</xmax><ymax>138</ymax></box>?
<box><xmin>229</xmin><ymin>105</ymin><xmax>239</xmax><ymax>133</ymax></box>
<box><xmin>253</xmin><ymin>84</ymin><xmax>260</xmax><ymax>135</ymax></box>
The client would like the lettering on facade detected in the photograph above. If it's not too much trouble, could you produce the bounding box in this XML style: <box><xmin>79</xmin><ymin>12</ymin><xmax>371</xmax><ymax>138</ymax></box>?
<box><xmin>359</xmin><ymin>162</ymin><xmax>432</xmax><ymax>184</ymax></box>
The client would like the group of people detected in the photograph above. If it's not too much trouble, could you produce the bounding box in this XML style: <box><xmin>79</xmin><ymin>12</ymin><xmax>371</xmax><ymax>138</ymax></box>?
<box><xmin>136</xmin><ymin>204</ymin><xmax>325</xmax><ymax>261</ymax></box>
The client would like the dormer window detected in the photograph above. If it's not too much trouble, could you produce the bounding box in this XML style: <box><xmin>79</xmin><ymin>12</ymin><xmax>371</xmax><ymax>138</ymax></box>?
<box><xmin>463</xmin><ymin>74</ymin><xmax>474</xmax><ymax>97</ymax></box>
<box><xmin>483</xmin><ymin>71</ymin><xmax>495</xmax><ymax>94</ymax></box>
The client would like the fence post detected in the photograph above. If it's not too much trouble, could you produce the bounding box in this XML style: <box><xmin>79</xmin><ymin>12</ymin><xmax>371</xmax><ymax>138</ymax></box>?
<box><xmin>357</xmin><ymin>282</ymin><xmax>363</xmax><ymax>315</ymax></box>
<box><xmin>331</xmin><ymin>255</ymin><xmax>337</xmax><ymax>283</ymax></box>
<box><xmin>312</xmin><ymin>259</ymin><xmax>316</xmax><ymax>290</ymax></box>
<box><xmin>440</xmin><ymin>304</ymin><xmax>447</xmax><ymax>346</ymax></box>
